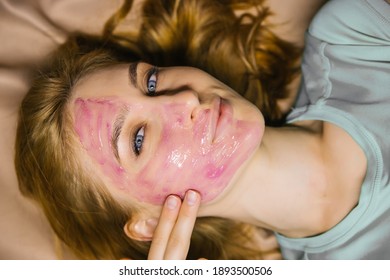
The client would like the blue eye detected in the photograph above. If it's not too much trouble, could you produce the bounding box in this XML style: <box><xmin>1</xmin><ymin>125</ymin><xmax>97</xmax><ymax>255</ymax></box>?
<box><xmin>133</xmin><ymin>126</ymin><xmax>144</xmax><ymax>156</ymax></box>
<box><xmin>147</xmin><ymin>67</ymin><xmax>158</xmax><ymax>96</ymax></box>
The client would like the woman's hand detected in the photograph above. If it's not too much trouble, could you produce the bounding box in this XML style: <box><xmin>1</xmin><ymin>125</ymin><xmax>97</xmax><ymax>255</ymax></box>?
<box><xmin>148</xmin><ymin>190</ymin><xmax>201</xmax><ymax>260</ymax></box>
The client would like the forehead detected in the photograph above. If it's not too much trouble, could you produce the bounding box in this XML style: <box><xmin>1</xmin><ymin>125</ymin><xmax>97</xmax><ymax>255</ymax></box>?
<box><xmin>72</xmin><ymin>64</ymin><xmax>130</xmax><ymax>100</ymax></box>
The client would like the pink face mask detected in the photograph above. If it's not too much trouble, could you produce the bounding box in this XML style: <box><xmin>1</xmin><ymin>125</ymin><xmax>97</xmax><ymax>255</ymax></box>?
<box><xmin>74</xmin><ymin>97</ymin><xmax>261</xmax><ymax>204</ymax></box>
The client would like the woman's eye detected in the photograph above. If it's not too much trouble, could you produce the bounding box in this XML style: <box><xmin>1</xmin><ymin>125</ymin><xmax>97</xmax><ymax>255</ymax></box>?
<box><xmin>146</xmin><ymin>67</ymin><xmax>158</xmax><ymax>96</ymax></box>
<box><xmin>133</xmin><ymin>126</ymin><xmax>145</xmax><ymax>156</ymax></box>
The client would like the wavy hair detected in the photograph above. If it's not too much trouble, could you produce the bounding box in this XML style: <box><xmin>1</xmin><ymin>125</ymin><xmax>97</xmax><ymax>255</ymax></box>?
<box><xmin>107</xmin><ymin>0</ymin><xmax>301</xmax><ymax>123</ymax></box>
<box><xmin>15</xmin><ymin>0</ymin><xmax>299</xmax><ymax>259</ymax></box>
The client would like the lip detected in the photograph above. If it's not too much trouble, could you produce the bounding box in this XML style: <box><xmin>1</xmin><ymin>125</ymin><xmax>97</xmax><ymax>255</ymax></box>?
<box><xmin>209</xmin><ymin>97</ymin><xmax>220</xmax><ymax>142</ymax></box>
<box><xmin>210</xmin><ymin>97</ymin><xmax>233</xmax><ymax>142</ymax></box>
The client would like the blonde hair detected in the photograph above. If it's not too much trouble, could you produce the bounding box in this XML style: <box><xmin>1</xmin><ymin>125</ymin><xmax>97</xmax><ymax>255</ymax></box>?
<box><xmin>15</xmin><ymin>0</ymin><xmax>299</xmax><ymax>259</ymax></box>
<box><xmin>107</xmin><ymin>0</ymin><xmax>301</xmax><ymax>123</ymax></box>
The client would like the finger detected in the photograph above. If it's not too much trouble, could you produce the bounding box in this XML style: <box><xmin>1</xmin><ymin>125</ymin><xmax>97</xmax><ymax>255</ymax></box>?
<box><xmin>163</xmin><ymin>190</ymin><xmax>201</xmax><ymax>259</ymax></box>
<box><xmin>148</xmin><ymin>195</ymin><xmax>181</xmax><ymax>260</ymax></box>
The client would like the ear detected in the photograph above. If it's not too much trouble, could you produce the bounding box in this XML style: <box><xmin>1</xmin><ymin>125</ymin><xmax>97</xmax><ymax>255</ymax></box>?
<box><xmin>123</xmin><ymin>218</ymin><xmax>158</xmax><ymax>242</ymax></box>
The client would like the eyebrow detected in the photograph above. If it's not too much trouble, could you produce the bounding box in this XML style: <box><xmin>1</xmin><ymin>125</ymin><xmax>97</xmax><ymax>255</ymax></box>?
<box><xmin>129</xmin><ymin>61</ymin><xmax>139</xmax><ymax>88</ymax></box>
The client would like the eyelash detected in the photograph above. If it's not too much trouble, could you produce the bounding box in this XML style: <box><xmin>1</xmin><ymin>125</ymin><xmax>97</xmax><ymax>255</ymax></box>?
<box><xmin>133</xmin><ymin>125</ymin><xmax>145</xmax><ymax>156</ymax></box>
<box><xmin>146</xmin><ymin>66</ymin><xmax>158</xmax><ymax>96</ymax></box>
<box><xmin>132</xmin><ymin>66</ymin><xmax>158</xmax><ymax>157</ymax></box>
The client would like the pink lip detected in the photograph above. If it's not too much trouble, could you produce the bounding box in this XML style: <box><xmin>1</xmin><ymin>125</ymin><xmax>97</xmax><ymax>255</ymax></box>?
<box><xmin>208</xmin><ymin>97</ymin><xmax>233</xmax><ymax>142</ymax></box>
<box><xmin>214</xmin><ymin>99</ymin><xmax>233</xmax><ymax>141</ymax></box>
<box><xmin>209</xmin><ymin>97</ymin><xmax>221</xmax><ymax>142</ymax></box>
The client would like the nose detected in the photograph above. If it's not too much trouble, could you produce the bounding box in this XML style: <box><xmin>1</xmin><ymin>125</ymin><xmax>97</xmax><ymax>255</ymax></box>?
<box><xmin>157</xmin><ymin>85</ymin><xmax>199</xmax><ymax>105</ymax></box>
<box><xmin>152</xmin><ymin>87</ymin><xmax>200</xmax><ymax>124</ymax></box>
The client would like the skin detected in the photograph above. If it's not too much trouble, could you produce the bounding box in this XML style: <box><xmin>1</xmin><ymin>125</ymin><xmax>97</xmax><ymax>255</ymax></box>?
<box><xmin>71</xmin><ymin>62</ymin><xmax>264</xmax><ymax>205</ymax></box>
<box><xmin>148</xmin><ymin>191</ymin><xmax>281</xmax><ymax>260</ymax></box>
<box><xmin>0</xmin><ymin>0</ymin><xmax>330</xmax><ymax>260</ymax></box>
<box><xmin>148</xmin><ymin>190</ymin><xmax>201</xmax><ymax>260</ymax></box>
<box><xmin>71</xmin><ymin>61</ymin><xmax>366</xmax><ymax>242</ymax></box>
<box><xmin>85</xmin><ymin>0</ymin><xmax>367</xmax><ymax>260</ymax></box>
<box><xmin>70</xmin><ymin>63</ymin><xmax>288</xmax><ymax>260</ymax></box>
<box><xmin>146</xmin><ymin>0</ymin><xmax>361</xmax><ymax>260</ymax></box>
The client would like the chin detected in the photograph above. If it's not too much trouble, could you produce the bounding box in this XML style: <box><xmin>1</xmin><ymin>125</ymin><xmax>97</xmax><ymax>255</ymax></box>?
<box><xmin>199</xmin><ymin>117</ymin><xmax>263</xmax><ymax>205</ymax></box>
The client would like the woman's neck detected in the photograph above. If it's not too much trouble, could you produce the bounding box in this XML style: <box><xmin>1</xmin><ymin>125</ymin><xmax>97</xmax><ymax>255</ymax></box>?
<box><xmin>201</xmin><ymin>120</ymin><xmax>366</xmax><ymax>238</ymax></box>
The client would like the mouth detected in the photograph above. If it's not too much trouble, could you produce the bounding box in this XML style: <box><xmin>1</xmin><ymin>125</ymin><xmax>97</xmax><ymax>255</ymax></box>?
<box><xmin>209</xmin><ymin>97</ymin><xmax>220</xmax><ymax>142</ymax></box>
<box><xmin>210</xmin><ymin>97</ymin><xmax>233</xmax><ymax>142</ymax></box>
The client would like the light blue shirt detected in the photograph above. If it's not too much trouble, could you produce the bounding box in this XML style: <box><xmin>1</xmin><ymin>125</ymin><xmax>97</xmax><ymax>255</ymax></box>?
<box><xmin>276</xmin><ymin>0</ymin><xmax>390</xmax><ymax>259</ymax></box>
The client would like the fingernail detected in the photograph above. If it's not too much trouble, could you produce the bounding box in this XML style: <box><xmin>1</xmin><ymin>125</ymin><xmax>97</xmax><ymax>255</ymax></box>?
<box><xmin>166</xmin><ymin>195</ymin><xmax>178</xmax><ymax>210</ymax></box>
<box><xmin>186</xmin><ymin>190</ymin><xmax>198</xmax><ymax>206</ymax></box>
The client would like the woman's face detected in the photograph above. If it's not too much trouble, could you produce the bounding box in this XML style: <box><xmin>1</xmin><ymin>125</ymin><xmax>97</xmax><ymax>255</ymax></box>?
<box><xmin>71</xmin><ymin>62</ymin><xmax>264</xmax><ymax>205</ymax></box>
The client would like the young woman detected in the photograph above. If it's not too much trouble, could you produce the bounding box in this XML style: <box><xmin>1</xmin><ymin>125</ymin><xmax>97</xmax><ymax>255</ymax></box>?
<box><xmin>158</xmin><ymin>0</ymin><xmax>390</xmax><ymax>260</ymax></box>
<box><xmin>12</xmin><ymin>0</ymin><xmax>340</xmax><ymax>260</ymax></box>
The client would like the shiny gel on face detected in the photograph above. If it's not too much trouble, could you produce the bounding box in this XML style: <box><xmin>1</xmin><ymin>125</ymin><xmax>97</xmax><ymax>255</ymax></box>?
<box><xmin>74</xmin><ymin>98</ymin><xmax>261</xmax><ymax>204</ymax></box>
<box><xmin>74</xmin><ymin>98</ymin><xmax>126</xmax><ymax>184</ymax></box>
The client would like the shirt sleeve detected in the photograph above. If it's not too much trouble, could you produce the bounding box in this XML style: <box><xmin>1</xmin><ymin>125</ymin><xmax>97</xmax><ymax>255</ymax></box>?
<box><xmin>308</xmin><ymin>0</ymin><xmax>390</xmax><ymax>45</ymax></box>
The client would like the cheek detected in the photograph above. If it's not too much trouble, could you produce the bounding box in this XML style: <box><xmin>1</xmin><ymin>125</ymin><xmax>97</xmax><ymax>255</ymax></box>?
<box><xmin>131</xmin><ymin>108</ymin><xmax>262</xmax><ymax>204</ymax></box>
<box><xmin>74</xmin><ymin>98</ymin><xmax>126</xmax><ymax>184</ymax></box>
<box><xmin>74</xmin><ymin>98</ymin><xmax>261</xmax><ymax>206</ymax></box>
